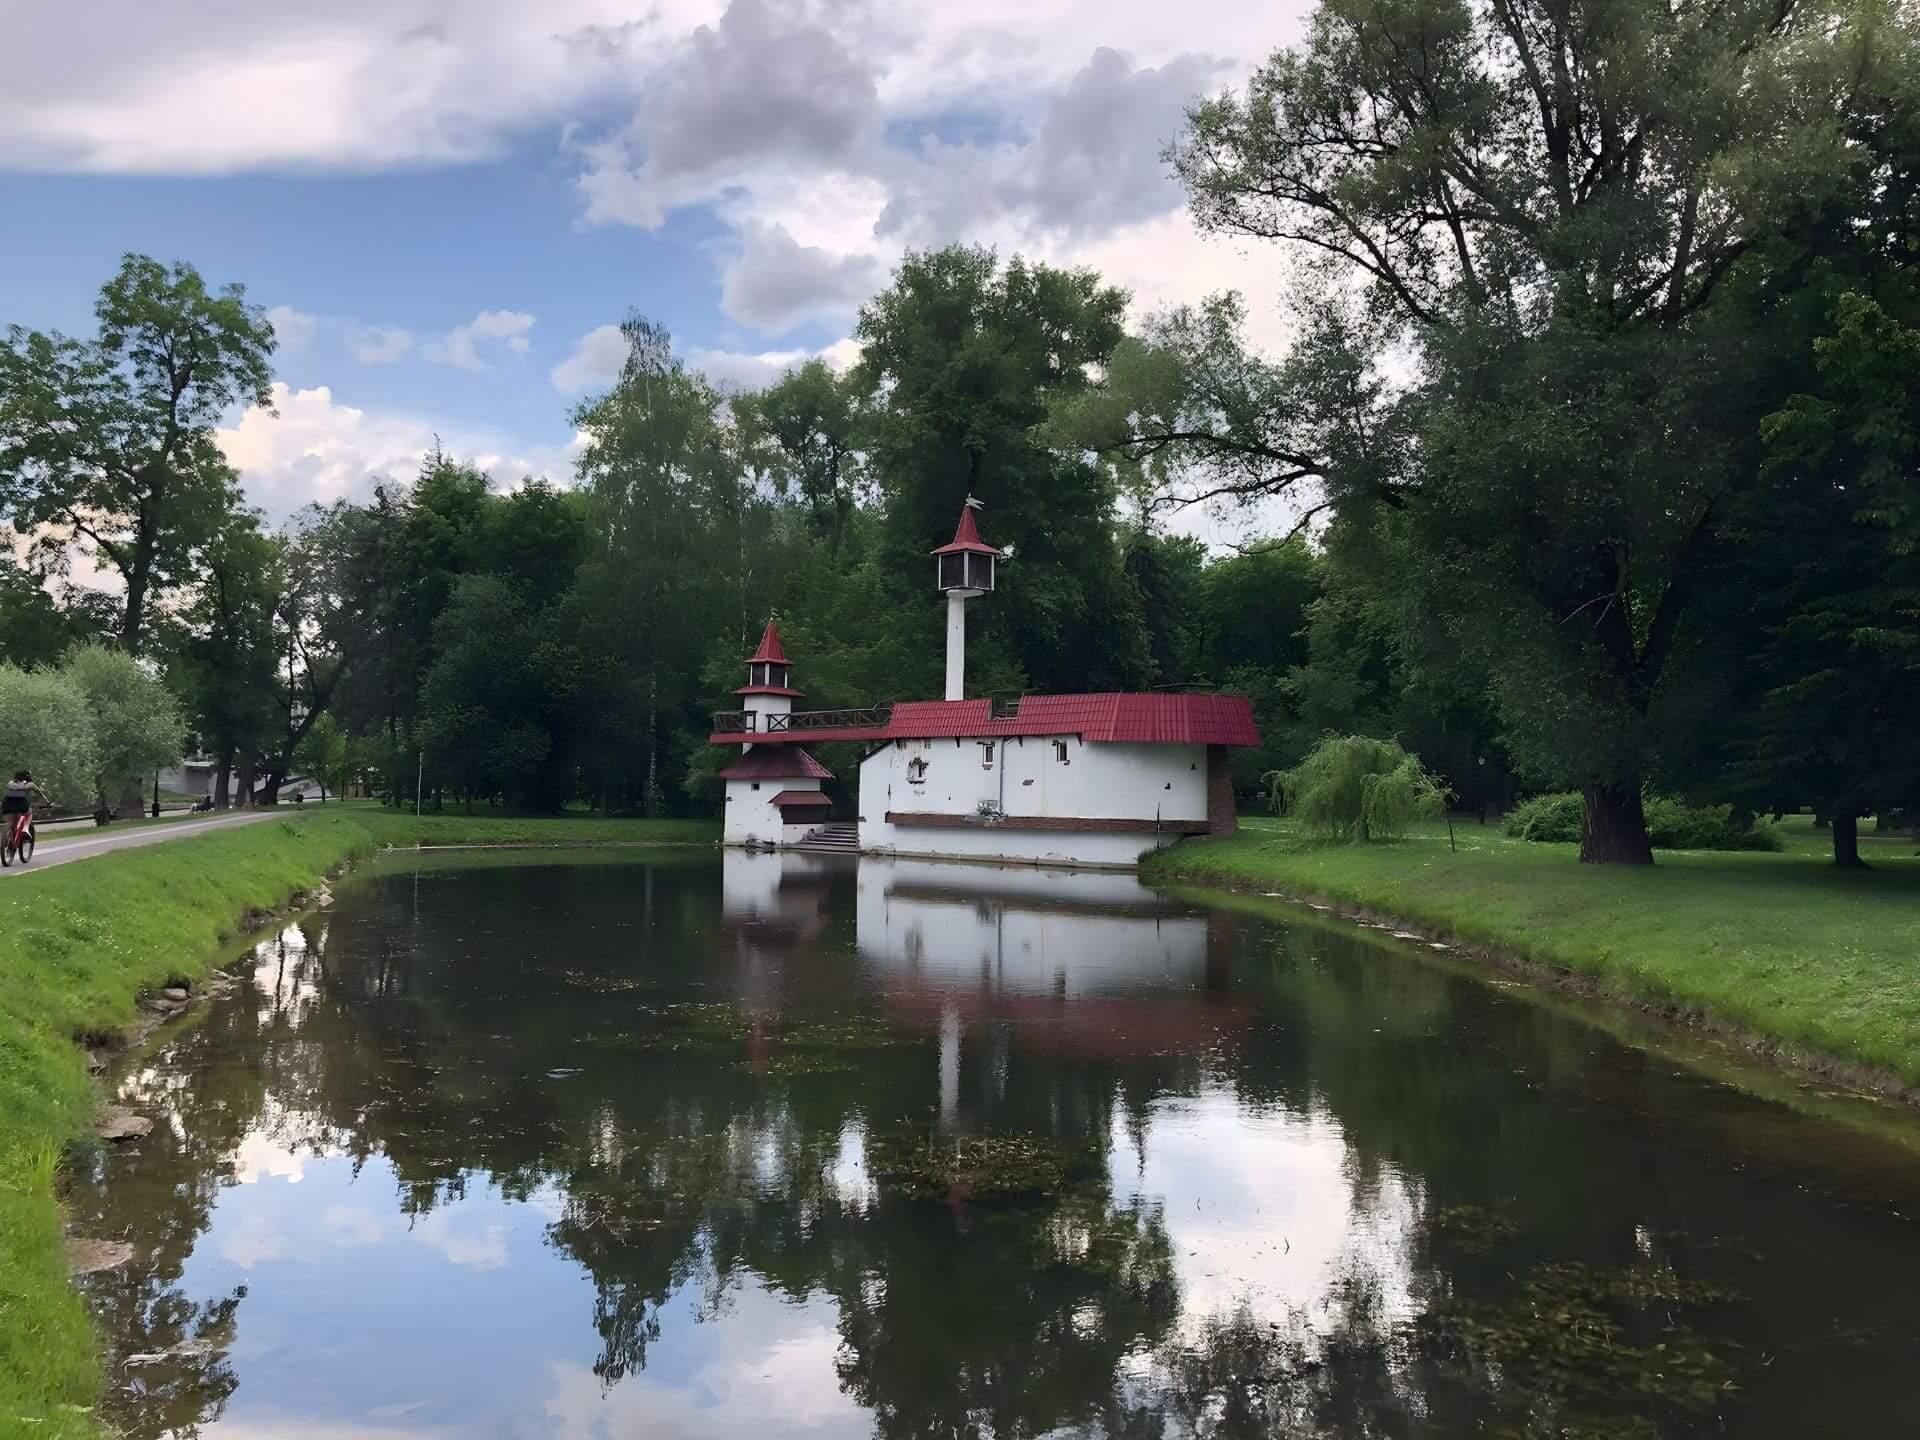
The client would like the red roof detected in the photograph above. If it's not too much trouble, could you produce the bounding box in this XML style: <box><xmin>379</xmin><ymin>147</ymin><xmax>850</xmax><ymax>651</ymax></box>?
<box><xmin>930</xmin><ymin>506</ymin><xmax>999</xmax><ymax>556</ymax></box>
<box><xmin>734</xmin><ymin>684</ymin><xmax>805</xmax><ymax>699</ymax></box>
<box><xmin>718</xmin><ymin>748</ymin><xmax>834</xmax><ymax>781</ymax></box>
<box><xmin>748</xmin><ymin>621</ymin><xmax>789</xmax><ymax>664</ymax></box>
<box><xmin>769</xmin><ymin>789</ymin><xmax>831</xmax><ymax>808</ymax></box>
<box><xmin>715</xmin><ymin>693</ymin><xmax>1259</xmax><ymax>748</ymax></box>
<box><xmin>884</xmin><ymin>693</ymin><xmax>1261</xmax><ymax>745</ymax></box>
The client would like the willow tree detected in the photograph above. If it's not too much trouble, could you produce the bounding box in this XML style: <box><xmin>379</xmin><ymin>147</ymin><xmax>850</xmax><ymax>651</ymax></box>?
<box><xmin>1075</xmin><ymin>0</ymin><xmax>1906</xmax><ymax>861</ymax></box>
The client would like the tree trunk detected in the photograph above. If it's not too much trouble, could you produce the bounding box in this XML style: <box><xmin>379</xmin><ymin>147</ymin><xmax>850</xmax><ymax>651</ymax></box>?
<box><xmin>214</xmin><ymin>742</ymin><xmax>233</xmax><ymax>810</ymax></box>
<box><xmin>1579</xmin><ymin>783</ymin><xmax>1654</xmax><ymax>865</ymax></box>
<box><xmin>1832</xmin><ymin>812</ymin><xmax>1866</xmax><ymax>869</ymax></box>
<box><xmin>236</xmin><ymin>753</ymin><xmax>255</xmax><ymax>809</ymax></box>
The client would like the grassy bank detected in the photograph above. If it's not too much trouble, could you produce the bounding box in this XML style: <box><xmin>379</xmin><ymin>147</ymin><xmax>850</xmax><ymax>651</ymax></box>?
<box><xmin>1147</xmin><ymin>814</ymin><xmax>1920</xmax><ymax>1087</ymax></box>
<box><xmin>0</xmin><ymin>808</ymin><xmax>716</xmax><ymax>1436</ymax></box>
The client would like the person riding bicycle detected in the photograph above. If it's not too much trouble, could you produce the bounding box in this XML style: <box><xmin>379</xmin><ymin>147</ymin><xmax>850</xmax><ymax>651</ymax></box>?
<box><xmin>3</xmin><ymin>770</ymin><xmax>49</xmax><ymax>846</ymax></box>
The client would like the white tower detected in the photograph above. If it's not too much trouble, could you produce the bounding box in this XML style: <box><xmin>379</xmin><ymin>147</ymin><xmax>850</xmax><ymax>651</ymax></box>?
<box><xmin>736</xmin><ymin>620</ymin><xmax>798</xmax><ymax>735</ymax></box>
<box><xmin>931</xmin><ymin>500</ymin><xmax>999</xmax><ymax>701</ymax></box>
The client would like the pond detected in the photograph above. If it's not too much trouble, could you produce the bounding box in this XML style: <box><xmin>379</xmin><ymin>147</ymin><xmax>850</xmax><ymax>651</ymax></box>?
<box><xmin>69</xmin><ymin>849</ymin><xmax>1920</xmax><ymax>1438</ymax></box>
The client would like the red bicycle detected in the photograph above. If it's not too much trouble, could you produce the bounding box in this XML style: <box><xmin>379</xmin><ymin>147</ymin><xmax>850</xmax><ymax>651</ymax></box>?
<box><xmin>2</xmin><ymin>804</ymin><xmax>38</xmax><ymax>867</ymax></box>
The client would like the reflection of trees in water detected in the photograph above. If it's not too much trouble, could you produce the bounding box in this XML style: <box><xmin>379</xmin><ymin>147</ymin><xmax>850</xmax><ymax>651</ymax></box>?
<box><xmin>80</xmin><ymin>872</ymin><xmax>1804</xmax><ymax>1439</ymax></box>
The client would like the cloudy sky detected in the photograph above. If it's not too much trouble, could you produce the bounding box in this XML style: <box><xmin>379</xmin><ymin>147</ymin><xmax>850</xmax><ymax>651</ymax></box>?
<box><xmin>0</xmin><ymin>0</ymin><xmax>1309</xmax><ymax>530</ymax></box>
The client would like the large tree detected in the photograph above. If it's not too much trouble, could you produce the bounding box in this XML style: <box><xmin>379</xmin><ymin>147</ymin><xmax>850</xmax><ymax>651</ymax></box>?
<box><xmin>177</xmin><ymin>511</ymin><xmax>283</xmax><ymax>808</ymax></box>
<box><xmin>1080</xmin><ymin>0</ymin><xmax>1904</xmax><ymax>860</ymax></box>
<box><xmin>0</xmin><ymin>254</ymin><xmax>275</xmax><ymax>653</ymax></box>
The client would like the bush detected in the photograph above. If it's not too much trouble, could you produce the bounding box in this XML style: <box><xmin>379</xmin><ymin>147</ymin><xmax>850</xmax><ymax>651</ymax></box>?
<box><xmin>1267</xmin><ymin>735</ymin><xmax>1447</xmax><ymax>843</ymax></box>
<box><xmin>1503</xmin><ymin>791</ymin><xmax>1584</xmax><ymax>843</ymax></box>
<box><xmin>1505</xmin><ymin>792</ymin><xmax>1783</xmax><ymax>851</ymax></box>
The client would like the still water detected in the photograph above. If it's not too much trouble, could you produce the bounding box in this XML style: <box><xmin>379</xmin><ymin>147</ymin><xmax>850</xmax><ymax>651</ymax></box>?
<box><xmin>70</xmin><ymin>849</ymin><xmax>1920</xmax><ymax>1438</ymax></box>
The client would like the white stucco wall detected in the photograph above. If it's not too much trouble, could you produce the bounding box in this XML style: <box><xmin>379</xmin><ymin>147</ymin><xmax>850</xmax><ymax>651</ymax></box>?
<box><xmin>856</xmin><ymin>736</ymin><xmax>1206</xmax><ymax>867</ymax></box>
<box><xmin>722</xmin><ymin>773</ymin><xmax>825</xmax><ymax>846</ymax></box>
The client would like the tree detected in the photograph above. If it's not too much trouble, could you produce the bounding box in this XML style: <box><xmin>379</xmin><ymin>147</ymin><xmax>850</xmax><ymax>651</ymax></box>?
<box><xmin>1269</xmin><ymin>734</ymin><xmax>1447</xmax><ymax>842</ymax></box>
<box><xmin>0</xmin><ymin>663</ymin><xmax>97</xmax><ymax>806</ymax></box>
<box><xmin>572</xmin><ymin>314</ymin><xmax>747</xmax><ymax>815</ymax></box>
<box><xmin>177</xmin><ymin>512</ymin><xmax>282</xmax><ymax>808</ymax></box>
<box><xmin>734</xmin><ymin>359</ymin><xmax>866</xmax><ymax>549</ymax></box>
<box><xmin>61</xmin><ymin>642</ymin><xmax>184</xmax><ymax>815</ymax></box>
<box><xmin>1119</xmin><ymin>0</ymin><xmax>1903</xmax><ymax>861</ymax></box>
<box><xmin>294</xmin><ymin>712</ymin><xmax>352</xmax><ymax>801</ymax></box>
<box><xmin>0</xmin><ymin>552</ymin><xmax>103</xmax><ymax>668</ymax></box>
<box><xmin>854</xmin><ymin>246</ymin><xmax>1148</xmax><ymax>694</ymax></box>
<box><xmin>0</xmin><ymin>255</ymin><xmax>275</xmax><ymax>652</ymax></box>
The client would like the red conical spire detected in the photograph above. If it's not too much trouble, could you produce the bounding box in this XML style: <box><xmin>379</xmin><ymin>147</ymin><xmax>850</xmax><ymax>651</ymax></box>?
<box><xmin>931</xmin><ymin>504</ymin><xmax>999</xmax><ymax>555</ymax></box>
<box><xmin>748</xmin><ymin>620</ymin><xmax>789</xmax><ymax>664</ymax></box>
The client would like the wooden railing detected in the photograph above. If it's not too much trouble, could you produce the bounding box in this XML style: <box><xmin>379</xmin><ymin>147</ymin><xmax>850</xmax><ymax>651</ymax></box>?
<box><xmin>765</xmin><ymin>704</ymin><xmax>893</xmax><ymax>733</ymax></box>
<box><xmin>711</xmin><ymin>710</ymin><xmax>757</xmax><ymax>734</ymax></box>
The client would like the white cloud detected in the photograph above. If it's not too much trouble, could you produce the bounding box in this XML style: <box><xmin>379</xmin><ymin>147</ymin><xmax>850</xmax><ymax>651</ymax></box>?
<box><xmin>265</xmin><ymin>305</ymin><xmax>317</xmax><ymax>350</ymax></box>
<box><xmin>685</xmin><ymin>340</ymin><xmax>855</xmax><ymax>392</ymax></box>
<box><xmin>218</xmin><ymin>1210</ymin><xmax>287</xmax><ymax>1269</ymax></box>
<box><xmin>719</xmin><ymin>222</ymin><xmax>882</xmax><ymax>335</ymax></box>
<box><xmin>425</xmin><ymin>309</ymin><xmax>536</xmax><ymax>370</ymax></box>
<box><xmin>346</xmin><ymin>324</ymin><xmax>414</xmax><ymax>365</ymax></box>
<box><xmin>550</xmin><ymin>323</ymin><xmax>628</xmax><ymax>393</ymax></box>
<box><xmin>217</xmin><ymin>382</ymin><xmax>574</xmax><ymax>519</ymax></box>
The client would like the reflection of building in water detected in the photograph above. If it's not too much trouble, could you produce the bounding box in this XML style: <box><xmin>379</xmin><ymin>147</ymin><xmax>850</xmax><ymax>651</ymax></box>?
<box><xmin>848</xmin><ymin>855</ymin><xmax>1250</xmax><ymax>1122</ymax></box>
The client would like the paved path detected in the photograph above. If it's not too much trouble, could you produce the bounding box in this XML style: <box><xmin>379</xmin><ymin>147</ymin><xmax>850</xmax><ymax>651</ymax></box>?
<box><xmin>0</xmin><ymin>810</ymin><xmax>281</xmax><ymax>876</ymax></box>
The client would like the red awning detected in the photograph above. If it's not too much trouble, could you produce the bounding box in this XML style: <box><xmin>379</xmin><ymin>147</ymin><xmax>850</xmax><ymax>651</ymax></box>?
<box><xmin>770</xmin><ymin>790</ymin><xmax>832</xmax><ymax>808</ymax></box>
<box><xmin>718</xmin><ymin>748</ymin><xmax>834</xmax><ymax>781</ymax></box>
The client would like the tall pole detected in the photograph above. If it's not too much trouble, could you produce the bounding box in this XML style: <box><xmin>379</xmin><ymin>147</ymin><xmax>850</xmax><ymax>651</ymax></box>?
<box><xmin>945</xmin><ymin>590</ymin><xmax>967</xmax><ymax>701</ymax></box>
<box><xmin>415</xmin><ymin>746</ymin><xmax>423</xmax><ymax>819</ymax></box>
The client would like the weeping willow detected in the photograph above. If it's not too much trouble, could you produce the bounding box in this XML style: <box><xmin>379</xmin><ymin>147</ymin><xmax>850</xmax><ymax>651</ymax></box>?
<box><xmin>1265</xmin><ymin>736</ymin><xmax>1447</xmax><ymax>842</ymax></box>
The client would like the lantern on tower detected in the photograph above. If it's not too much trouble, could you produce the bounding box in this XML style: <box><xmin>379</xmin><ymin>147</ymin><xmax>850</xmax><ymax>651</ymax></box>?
<box><xmin>736</xmin><ymin>620</ymin><xmax>800</xmax><ymax>732</ymax></box>
<box><xmin>931</xmin><ymin>499</ymin><xmax>1001</xmax><ymax>701</ymax></box>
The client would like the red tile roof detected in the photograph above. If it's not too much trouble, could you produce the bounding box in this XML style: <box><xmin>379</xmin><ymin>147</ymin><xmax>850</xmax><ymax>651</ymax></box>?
<box><xmin>718</xmin><ymin>748</ymin><xmax>833</xmax><ymax>781</ymax></box>
<box><xmin>748</xmin><ymin>621</ymin><xmax>789</xmax><ymax>664</ymax></box>
<box><xmin>930</xmin><ymin>506</ymin><xmax>1000</xmax><ymax>556</ymax></box>
<box><xmin>769</xmin><ymin>790</ymin><xmax>832</xmax><ymax>807</ymax></box>
<box><xmin>880</xmin><ymin>693</ymin><xmax>1260</xmax><ymax>746</ymax></box>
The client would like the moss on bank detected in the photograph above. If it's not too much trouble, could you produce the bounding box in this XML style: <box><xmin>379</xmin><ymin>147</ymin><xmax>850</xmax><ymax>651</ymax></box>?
<box><xmin>1145</xmin><ymin>814</ymin><xmax>1920</xmax><ymax>1089</ymax></box>
<box><xmin>0</xmin><ymin>809</ymin><xmax>716</xmax><ymax>1436</ymax></box>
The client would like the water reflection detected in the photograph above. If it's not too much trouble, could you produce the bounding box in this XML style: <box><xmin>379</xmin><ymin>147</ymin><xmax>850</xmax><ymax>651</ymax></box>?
<box><xmin>69</xmin><ymin>849</ymin><xmax>1920</xmax><ymax>1438</ymax></box>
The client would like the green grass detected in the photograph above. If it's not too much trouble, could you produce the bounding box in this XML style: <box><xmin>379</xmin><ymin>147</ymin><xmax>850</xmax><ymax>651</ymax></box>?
<box><xmin>0</xmin><ymin>808</ymin><xmax>715</xmax><ymax>1436</ymax></box>
<box><xmin>1147</xmin><ymin>813</ymin><xmax>1920</xmax><ymax>1085</ymax></box>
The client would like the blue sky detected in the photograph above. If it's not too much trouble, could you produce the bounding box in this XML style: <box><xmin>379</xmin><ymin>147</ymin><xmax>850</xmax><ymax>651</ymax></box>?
<box><xmin>1</xmin><ymin>0</ymin><xmax>1309</xmax><ymax>534</ymax></box>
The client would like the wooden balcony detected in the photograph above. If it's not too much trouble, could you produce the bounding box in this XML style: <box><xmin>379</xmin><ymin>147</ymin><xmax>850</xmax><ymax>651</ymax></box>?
<box><xmin>766</xmin><ymin>704</ymin><xmax>893</xmax><ymax>734</ymax></box>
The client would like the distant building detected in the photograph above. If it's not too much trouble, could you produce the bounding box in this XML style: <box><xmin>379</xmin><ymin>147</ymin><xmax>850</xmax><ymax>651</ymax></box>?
<box><xmin>711</xmin><ymin>503</ymin><xmax>1259</xmax><ymax>869</ymax></box>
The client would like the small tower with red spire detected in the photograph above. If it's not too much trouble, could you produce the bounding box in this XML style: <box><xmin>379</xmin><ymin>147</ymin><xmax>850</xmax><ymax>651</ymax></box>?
<box><xmin>931</xmin><ymin>498</ymin><xmax>1000</xmax><ymax>700</ymax></box>
<box><xmin>720</xmin><ymin>619</ymin><xmax>833</xmax><ymax>847</ymax></box>
<box><xmin>735</xmin><ymin>619</ymin><xmax>800</xmax><ymax>736</ymax></box>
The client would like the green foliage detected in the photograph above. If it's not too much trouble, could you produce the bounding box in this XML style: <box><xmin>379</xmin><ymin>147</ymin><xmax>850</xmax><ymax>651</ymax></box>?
<box><xmin>0</xmin><ymin>253</ymin><xmax>273</xmax><ymax>650</ymax></box>
<box><xmin>0</xmin><ymin>663</ymin><xmax>97</xmax><ymax>805</ymax></box>
<box><xmin>61</xmin><ymin>642</ymin><xmax>184</xmax><ymax>810</ymax></box>
<box><xmin>1269</xmin><ymin>735</ymin><xmax>1446</xmax><ymax>842</ymax></box>
<box><xmin>1506</xmin><ymin>792</ymin><xmax>1783</xmax><ymax>851</ymax></box>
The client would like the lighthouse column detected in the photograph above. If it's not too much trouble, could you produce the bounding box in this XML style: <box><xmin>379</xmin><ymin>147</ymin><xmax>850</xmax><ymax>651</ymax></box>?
<box><xmin>945</xmin><ymin>591</ymin><xmax>967</xmax><ymax>701</ymax></box>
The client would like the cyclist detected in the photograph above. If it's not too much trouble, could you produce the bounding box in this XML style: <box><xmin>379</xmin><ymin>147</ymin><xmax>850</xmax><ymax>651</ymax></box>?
<box><xmin>3</xmin><ymin>770</ymin><xmax>49</xmax><ymax>851</ymax></box>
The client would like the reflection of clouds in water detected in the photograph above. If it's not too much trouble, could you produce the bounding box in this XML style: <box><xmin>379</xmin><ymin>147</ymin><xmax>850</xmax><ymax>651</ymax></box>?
<box><xmin>543</xmin><ymin>1287</ymin><xmax>866</xmax><ymax>1437</ymax></box>
<box><xmin>220</xmin><ymin>1211</ymin><xmax>288</xmax><ymax>1268</ymax></box>
<box><xmin>1114</xmin><ymin>1093</ymin><xmax>1421</xmax><ymax>1339</ymax></box>
<box><xmin>323</xmin><ymin>1204</ymin><xmax>386</xmax><ymax>1247</ymax></box>
<box><xmin>411</xmin><ymin>1209</ymin><xmax>509</xmax><ymax>1272</ymax></box>
<box><xmin>830</xmin><ymin>1120</ymin><xmax>871</xmax><ymax>1210</ymax></box>
<box><xmin>233</xmin><ymin>1128</ymin><xmax>312</xmax><ymax>1185</ymax></box>
<box><xmin>198</xmin><ymin>1416</ymin><xmax>453</xmax><ymax>1439</ymax></box>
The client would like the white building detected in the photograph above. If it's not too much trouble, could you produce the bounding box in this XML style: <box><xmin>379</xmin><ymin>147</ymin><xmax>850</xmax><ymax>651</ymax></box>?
<box><xmin>711</xmin><ymin>504</ymin><xmax>1258</xmax><ymax>870</ymax></box>
<box><xmin>718</xmin><ymin>622</ymin><xmax>835</xmax><ymax>848</ymax></box>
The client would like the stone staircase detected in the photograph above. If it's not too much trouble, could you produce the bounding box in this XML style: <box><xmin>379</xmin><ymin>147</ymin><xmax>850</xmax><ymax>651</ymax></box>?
<box><xmin>796</xmin><ymin>821</ymin><xmax>860</xmax><ymax>854</ymax></box>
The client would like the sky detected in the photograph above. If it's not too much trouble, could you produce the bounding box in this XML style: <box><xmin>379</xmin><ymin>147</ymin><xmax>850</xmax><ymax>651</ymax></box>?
<box><xmin>0</xmin><ymin>0</ymin><xmax>1312</xmax><ymax>540</ymax></box>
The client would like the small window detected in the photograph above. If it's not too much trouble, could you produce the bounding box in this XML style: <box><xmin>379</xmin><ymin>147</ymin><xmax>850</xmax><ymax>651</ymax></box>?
<box><xmin>980</xmin><ymin>741</ymin><xmax>994</xmax><ymax>770</ymax></box>
<box><xmin>1053</xmin><ymin>741</ymin><xmax>1069</xmax><ymax>764</ymax></box>
<box><xmin>751</xmin><ymin>782</ymin><xmax>760</xmax><ymax>791</ymax></box>
<box><xmin>907</xmin><ymin>757</ymin><xmax>929</xmax><ymax>784</ymax></box>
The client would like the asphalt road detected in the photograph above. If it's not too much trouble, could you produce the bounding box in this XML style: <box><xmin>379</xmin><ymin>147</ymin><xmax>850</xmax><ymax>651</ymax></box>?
<box><xmin>0</xmin><ymin>810</ymin><xmax>281</xmax><ymax>876</ymax></box>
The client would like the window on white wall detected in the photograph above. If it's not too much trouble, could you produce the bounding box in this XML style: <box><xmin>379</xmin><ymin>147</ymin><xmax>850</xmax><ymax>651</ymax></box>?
<box><xmin>907</xmin><ymin>757</ymin><xmax>928</xmax><ymax>784</ymax></box>
<box><xmin>1053</xmin><ymin>741</ymin><xmax>1069</xmax><ymax>764</ymax></box>
<box><xmin>979</xmin><ymin>742</ymin><xmax>994</xmax><ymax>770</ymax></box>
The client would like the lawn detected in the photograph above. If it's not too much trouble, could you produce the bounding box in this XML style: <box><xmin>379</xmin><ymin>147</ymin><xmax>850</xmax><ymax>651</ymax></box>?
<box><xmin>1146</xmin><ymin>813</ymin><xmax>1920</xmax><ymax>1087</ymax></box>
<box><xmin>0</xmin><ymin>808</ymin><xmax>716</xmax><ymax>1437</ymax></box>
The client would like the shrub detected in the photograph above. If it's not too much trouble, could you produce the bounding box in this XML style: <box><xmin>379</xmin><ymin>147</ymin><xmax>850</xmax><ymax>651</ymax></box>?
<box><xmin>1266</xmin><ymin>735</ymin><xmax>1447</xmax><ymax>843</ymax></box>
<box><xmin>1505</xmin><ymin>792</ymin><xmax>1783</xmax><ymax>851</ymax></box>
